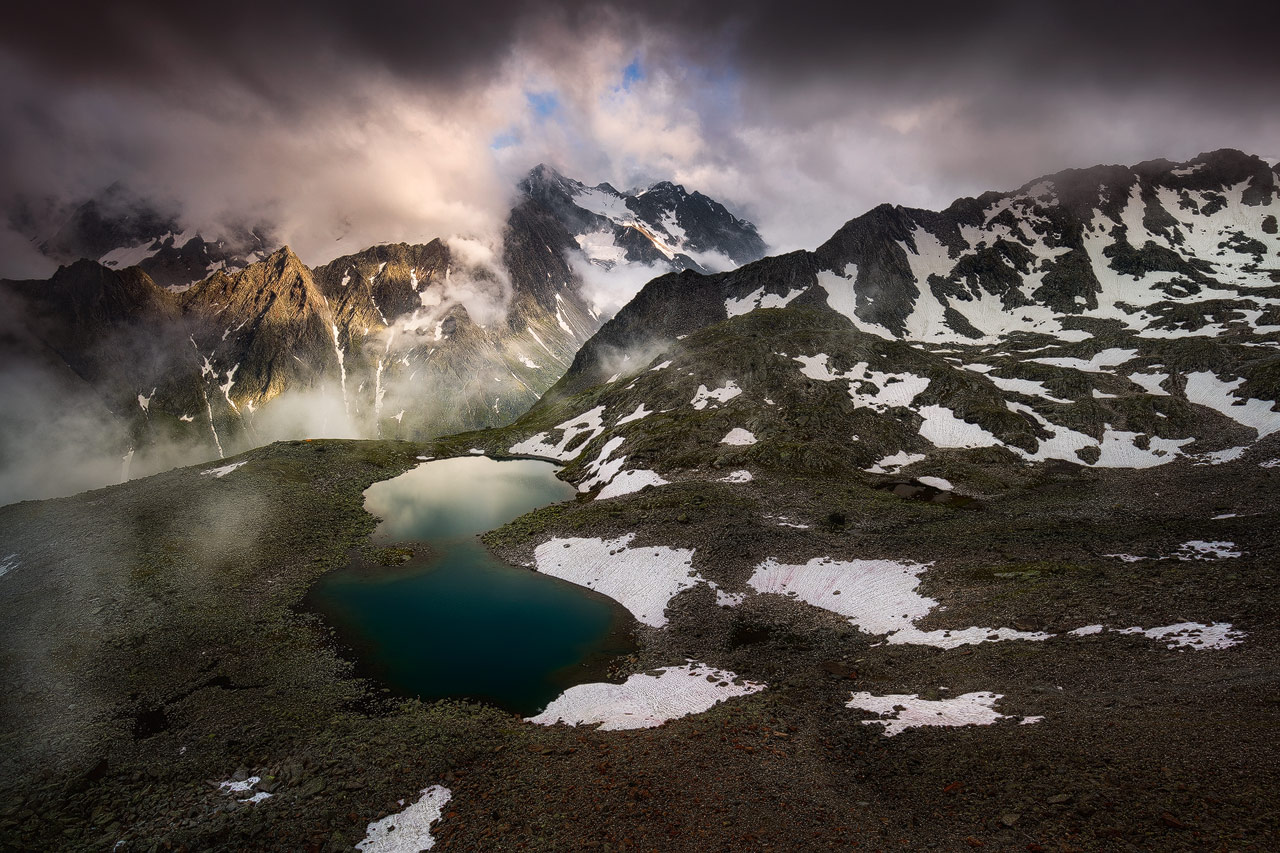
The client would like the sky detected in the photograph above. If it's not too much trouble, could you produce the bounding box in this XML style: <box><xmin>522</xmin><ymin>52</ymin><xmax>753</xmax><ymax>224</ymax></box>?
<box><xmin>1</xmin><ymin>0</ymin><xmax>1277</xmax><ymax>278</ymax></box>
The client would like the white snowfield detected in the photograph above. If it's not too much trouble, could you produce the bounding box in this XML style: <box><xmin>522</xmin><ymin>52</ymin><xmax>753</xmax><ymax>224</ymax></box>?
<box><xmin>509</xmin><ymin>406</ymin><xmax>606</xmax><ymax>461</ymax></box>
<box><xmin>527</xmin><ymin>662</ymin><xmax>765</xmax><ymax>731</ymax></box>
<box><xmin>356</xmin><ymin>785</ymin><xmax>451</xmax><ymax>853</ymax></box>
<box><xmin>915</xmin><ymin>476</ymin><xmax>953</xmax><ymax>491</ymax></box>
<box><xmin>217</xmin><ymin>776</ymin><xmax>272</xmax><ymax>805</ymax></box>
<box><xmin>846</xmin><ymin>691</ymin><xmax>1042</xmax><ymax>737</ymax></box>
<box><xmin>1116</xmin><ymin>622</ymin><xmax>1245</xmax><ymax>650</ymax></box>
<box><xmin>793</xmin><ymin>354</ymin><xmax>930</xmax><ymax>413</ymax></box>
<box><xmin>1176</xmin><ymin>540</ymin><xmax>1242</xmax><ymax>560</ymax></box>
<box><xmin>721</xmin><ymin>427</ymin><xmax>758</xmax><ymax>445</ymax></box>
<box><xmin>691</xmin><ymin>381</ymin><xmax>743</xmax><ymax>410</ymax></box>
<box><xmin>865</xmin><ymin>451</ymin><xmax>926</xmax><ymax>474</ymax></box>
<box><xmin>1069</xmin><ymin>621</ymin><xmax>1245</xmax><ymax>650</ymax></box>
<box><xmin>201</xmin><ymin>461</ymin><xmax>248</xmax><ymax>479</ymax></box>
<box><xmin>596</xmin><ymin>469</ymin><xmax>669</xmax><ymax>500</ymax></box>
<box><xmin>725</xmin><ymin>286</ymin><xmax>807</xmax><ymax>318</ymax></box>
<box><xmin>748</xmin><ymin>557</ymin><xmax>935</xmax><ymax>635</ymax></box>
<box><xmin>1105</xmin><ymin>540</ymin><xmax>1243</xmax><ymax>562</ymax></box>
<box><xmin>532</xmin><ymin>534</ymin><xmax>700</xmax><ymax>627</ymax></box>
<box><xmin>744</xmin><ymin>555</ymin><xmax>1238</xmax><ymax>652</ymax></box>
<box><xmin>615</xmin><ymin>403</ymin><xmax>653</xmax><ymax>425</ymax></box>
<box><xmin>1183</xmin><ymin>372</ymin><xmax>1280</xmax><ymax>437</ymax></box>
<box><xmin>0</xmin><ymin>553</ymin><xmax>17</xmax><ymax>580</ymax></box>
<box><xmin>718</xmin><ymin>470</ymin><xmax>754</xmax><ymax>483</ymax></box>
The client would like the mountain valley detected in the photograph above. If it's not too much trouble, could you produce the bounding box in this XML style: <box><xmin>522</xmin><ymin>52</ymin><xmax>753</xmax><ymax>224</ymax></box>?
<box><xmin>0</xmin><ymin>150</ymin><xmax>1277</xmax><ymax>852</ymax></box>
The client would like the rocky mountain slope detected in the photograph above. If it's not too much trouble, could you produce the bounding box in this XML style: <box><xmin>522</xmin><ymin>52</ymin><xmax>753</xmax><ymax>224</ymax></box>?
<box><xmin>0</xmin><ymin>170</ymin><xmax>765</xmax><ymax>503</ymax></box>
<box><xmin>497</xmin><ymin>149</ymin><xmax>1279</xmax><ymax>494</ymax></box>
<box><xmin>520</xmin><ymin>164</ymin><xmax>767</xmax><ymax>274</ymax></box>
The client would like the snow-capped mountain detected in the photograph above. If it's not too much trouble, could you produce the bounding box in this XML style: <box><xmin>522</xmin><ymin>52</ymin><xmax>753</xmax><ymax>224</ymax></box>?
<box><xmin>491</xmin><ymin>149</ymin><xmax>1280</xmax><ymax>491</ymax></box>
<box><xmin>520</xmin><ymin>164</ymin><xmax>767</xmax><ymax>276</ymax></box>
<box><xmin>0</xmin><ymin>168</ymin><xmax>765</xmax><ymax>503</ymax></box>
<box><xmin>27</xmin><ymin>184</ymin><xmax>275</xmax><ymax>290</ymax></box>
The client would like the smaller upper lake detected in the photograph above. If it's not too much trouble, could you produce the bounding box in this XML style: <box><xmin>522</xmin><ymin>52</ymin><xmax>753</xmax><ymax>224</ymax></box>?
<box><xmin>306</xmin><ymin>457</ymin><xmax>636</xmax><ymax>716</ymax></box>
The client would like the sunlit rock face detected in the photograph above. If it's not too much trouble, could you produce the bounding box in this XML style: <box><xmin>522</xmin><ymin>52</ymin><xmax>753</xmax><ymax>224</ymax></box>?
<box><xmin>0</xmin><ymin>168</ymin><xmax>765</xmax><ymax>502</ymax></box>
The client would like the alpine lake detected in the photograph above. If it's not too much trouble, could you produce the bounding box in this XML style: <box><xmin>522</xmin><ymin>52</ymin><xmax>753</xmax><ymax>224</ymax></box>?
<box><xmin>305</xmin><ymin>456</ymin><xmax>637</xmax><ymax>716</ymax></box>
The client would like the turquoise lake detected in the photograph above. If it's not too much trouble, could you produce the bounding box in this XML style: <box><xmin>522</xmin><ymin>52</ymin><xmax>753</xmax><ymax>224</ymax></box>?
<box><xmin>306</xmin><ymin>456</ymin><xmax>636</xmax><ymax>716</ymax></box>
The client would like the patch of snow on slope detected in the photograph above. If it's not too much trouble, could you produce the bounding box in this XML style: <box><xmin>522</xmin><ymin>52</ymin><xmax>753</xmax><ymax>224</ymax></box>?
<box><xmin>1183</xmin><ymin>372</ymin><xmax>1280</xmax><ymax>437</ymax></box>
<box><xmin>202</xmin><ymin>461</ymin><xmax>247</xmax><ymax>478</ymax></box>
<box><xmin>986</xmin><ymin>375</ymin><xmax>1071</xmax><ymax>403</ymax></box>
<box><xmin>866</xmin><ymin>451</ymin><xmax>927</xmax><ymax>474</ymax></box>
<box><xmin>356</xmin><ymin>785</ymin><xmax>451</xmax><ymax>853</ymax></box>
<box><xmin>719</xmin><ymin>470</ymin><xmax>753</xmax><ymax>483</ymax></box>
<box><xmin>1029</xmin><ymin>348</ymin><xmax>1138</xmax><ymax>373</ymax></box>
<box><xmin>887</xmin><ymin>625</ymin><xmax>1051</xmax><ymax>649</ymax></box>
<box><xmin>847</xmin><ymin>692</ymin><xmax>1040</xmax><ymax>737</ymax></box>
<box><xmin>509</xmin><ymin>406</ymin><xmax>606</xmax><ymax>461</ymax></box>
<box><xmin>793</xmin><ymin>355</ymin><xmax>929</xmax><ymax>411</ymax></box>
<box><xmin>917</xmin><ymin>406</ymin><xmax>1003</xmax><ymax>448</ymax></box>
<box><xmin>519</xmin><ymin>355</ymin><xmax>541</xmax><ymax>369</ymax></box>
<box><xmin>527</xmin><ymin>662</ymin><xmax>765</xmax><ymax>731</ymax></box>
<box><xmin>650</xmin><ymin>360</ymin><xmax>672</xmax><ymax>372</ymax></box>
<box><xmin>916</xmin><ymin>476</ymin><xmax>953</xmax><ymax>491</ymax></box>
<box><xmin>615</xmin><ymin>403</ymin><xmax>653</xmax><ymax>425</ymax></box>
<box><xmin>533</xmin><ymin>535</ymin><xmax>698</xmax><ymax>627</ymax></box>
<box><xmin>748</xmin><ymin>557</ymin><xmax>1051</xmax><ymax>648</ymax></box>
<box><xmin>1176</xmin><ymin>540</ymin><xmax>1241</xmax><ymax>560</ymax></box>
<box><xmin>1095</xmin><ymin>429</ymin><xmax>1193</xmax><ymax>468</ymax></box>
<box><xmin>1117</xmin><ymin>622</ymin><xmax>1244</xmax><ymax>650</ymax></box>
<box><xmin>597</xmin><ymin>470</ymin><xmax>669</xmax><ymax>500</ymax></box>
<box><xmin>691</xmin><ymin>381</ymin><xmax>742</xmax><ymax>410</ymax></box>
<box><xmin>725</xmin><ymin>286</ymin><xmax>806</xmax><ymax>318</ymax></box>
<box><xmin>748</xmin><ymin>557</ymin><xmax>935</xmax><ymax>635</ymax></box>
<box><xmin>0</xmin><ymin>554</ymin><xmax>16</xmax><ymax>579</ymax></box>
<box><xmin>579</xmin><ymin>436</ymin><xmax>627</xmax><ymax>493</ymax></box>
<box><xmin>721</xmin><ymin>428</ymin><xmax>757</xmax><ymax>445</ymax></box>
<box><xmin>1188</xmin><ymin>446</ymin><xmax>1248</xmax><ymax>465</ymax></box>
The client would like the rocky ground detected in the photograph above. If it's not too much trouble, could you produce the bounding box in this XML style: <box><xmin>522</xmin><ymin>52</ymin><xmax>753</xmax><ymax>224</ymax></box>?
<box><xmin>0</xmin><ymin>426</ymin><xmax>1276</xmax><ymax>852</ymax></box>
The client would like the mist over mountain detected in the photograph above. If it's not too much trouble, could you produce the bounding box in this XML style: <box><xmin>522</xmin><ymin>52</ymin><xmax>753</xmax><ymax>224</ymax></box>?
<box><xmin>0</xmin><ymin>167</ymin><xmax>765</xmax><ymax>504</ymax></box>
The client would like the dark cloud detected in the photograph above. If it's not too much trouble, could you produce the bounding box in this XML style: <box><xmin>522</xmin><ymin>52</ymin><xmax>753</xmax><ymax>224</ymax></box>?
<box><xmin>1</xmin><ymin>0</ymin><xmax>1276</xmax><ymax>275</ymax></box>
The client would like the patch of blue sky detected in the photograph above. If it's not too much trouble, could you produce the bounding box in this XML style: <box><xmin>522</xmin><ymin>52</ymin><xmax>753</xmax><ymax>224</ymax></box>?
<box><xmin>526</xmin><ymin>91</ymin><xmax>560</xmax><ymax>119</ymax></box>
<box><xmin>620</xmin><ymin>58</ymin><xmax>644</xmax><ymax>91</ymax></box>
<box><xmin>490</xmin><ymin>129</ymin><xmax>521</xmax><ymax>150</ymax></box>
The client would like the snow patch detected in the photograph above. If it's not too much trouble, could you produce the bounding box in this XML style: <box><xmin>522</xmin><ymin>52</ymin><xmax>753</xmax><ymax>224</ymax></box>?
<box><xmin>916</xmin><ymin>476</ymin><xmax>953</xmax><ymax>491</ymax></box>
<box><xmin>202</xmin><ymin>461</ymin><xmax>247</xmax><ymax>478</ymax></box>
<box><xmin>356</xmin><ymin>785</ymin><xmax>451</xmax><ymax>853</ymax></box>
<box><xmin>847</xmin><ymin>692</ymin><xmax>1040</xmax><ymax>737</ymax></box>
<box><xmin>720</xmin><ymin>428</ymin><xmax>757</xmax><ymax>446</ymax></box>
<box><xmin>533</xmin><ymin>534</ymin><xmax>698</xmax><ymax>627</ymax></box>
<box><xmin>615</xmin><ymin>403</ymin><xmax>653</xmax><ymax>426</ymax></box>
<box><xmin>527</xmin><ymin>662</ymin><xmax>764</xmax><ymax>731</ymax></box>
<box><xmin>1176</xmin><ymin>540</ymin><xmax>1241</xmax><ymax>560</ymax></box>
<box><xmin>725</xmin><ymin>286</ymin><xmax>806</xmax><ymax>318</ymax></box>
<box><xmin>1117</xmin><ymin>622</ymin><xmax>1244</xmax><ymax>650</ymax></box>
<box><xmin>509</xmin><ymin>406</ymin><xmax>606</xmax><ymax>461</ymax></box>
<box><xmin>718</xmin><ymin>470</ymin><xmax>753</xmax><ymax>483</ymax></box>
<box><xmin>691</xmin><ymin>381</ymin><xmax>742</xmax><ymax>410</ymax></box>
<box><xmin>596</xmin><ymin>469</ymin><xmax>669</xmax><ymax>500</ymax></box>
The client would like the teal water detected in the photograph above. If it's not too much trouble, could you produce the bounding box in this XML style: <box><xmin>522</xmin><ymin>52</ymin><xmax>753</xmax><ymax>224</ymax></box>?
<box><xmin>306</xmin><ymin>457</ymin><xmax>635</xmax><ymax>716</ymax></box>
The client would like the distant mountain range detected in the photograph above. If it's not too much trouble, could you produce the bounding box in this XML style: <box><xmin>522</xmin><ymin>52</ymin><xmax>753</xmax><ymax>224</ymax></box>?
<box><xmin>0</xmin><ymin>167</ymin><xmax>767</xmax><ymax>503</ymax></box>
<box><xmin>488</xmin><ymin>149</ymin><xmax>1280</xmax><ymax>493</ymax></box>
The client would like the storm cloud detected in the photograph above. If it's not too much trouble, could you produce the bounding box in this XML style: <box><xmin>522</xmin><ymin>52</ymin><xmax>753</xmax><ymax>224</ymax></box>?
<box><xmin>3</xmin><ymin>0</ymin><xmax>1277</xmax><ymax>276</ymax></box>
